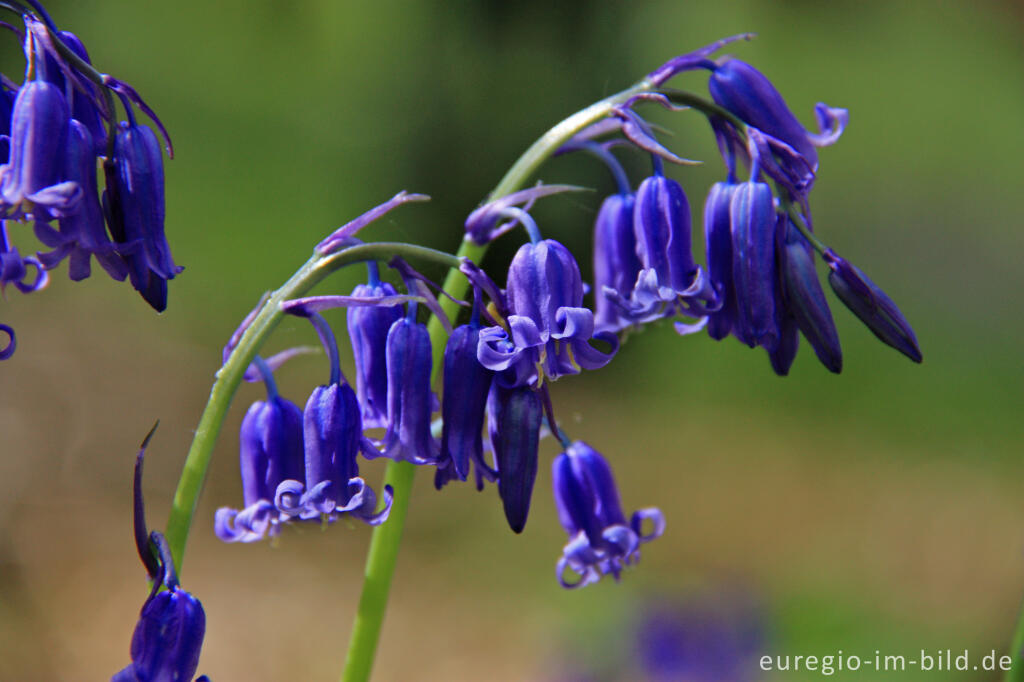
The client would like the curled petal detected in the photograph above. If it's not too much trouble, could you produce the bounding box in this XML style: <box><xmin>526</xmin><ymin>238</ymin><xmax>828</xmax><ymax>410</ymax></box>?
<box><xmin>13</xmin><ymin>255</ymin><xmax>49</xmax><ymax>293</ymax></box>
<box><xmin>214</xmin><ymin>501</ymin><xmax>278</xmax><ymax>543</ymax></box>
<box><xmin>273</xmin><ymin>479</ymin><xmax>306</xmax><ymax>517</ymax></box>
<box><xmin>808</xmin><ymin>103</ymin><xmax>849</xmax><ymax>147</ymax></box>
<box><xmin>674</xmin><ymin>318</ymin><xmax>709</xmax><ymax>336</ymax></box>
<box><xmin>558</xmin><ymin>531</ymin><xmax>603</xmax><ymax>589</ymax></box>
<box><xmin>350</xmin><ymin>482</ymin><xmax>394</xmax><ymax>526</ymax></box>
<box><xmin>631</xmin><ymin>507</ymin><xmax>666</xmax><ymax>542</ymax></box>
<box><xmin>552</xmin><ymin>306</ymin><xmax>594</xmax><ymax>341</ymax></box>
<box><xmin>569</xmin><ymin>331</ymin><xmax>618</xmax><ymax>371</ymax></box>
<box><xmin>0</xmin><ymin>324</ymin><xmax>14</xmax><ymax>360</ymax></box>
<box><xmin>315</xmin><ymin>191</ymin><xmax>430</xmax><ymax>255</ymax></box>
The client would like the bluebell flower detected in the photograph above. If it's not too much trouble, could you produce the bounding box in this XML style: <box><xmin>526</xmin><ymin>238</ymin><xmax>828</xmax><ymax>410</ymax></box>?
<box><xmin>41</xmin><ymin>30</ymin><xmax>108</xmax><ymax>155</ymax></box>
<box><xmin>104</xmin><ymin>118</ymin><xmax>182</xmax><ymax>312</ymax></box>
<box><xmin>267</xmin><ymin>313</ymin><xmax>392</xmax><ymax>527</ymax></box>
<box><xmin>824</xmin><ymin>248</ymin><xmax>922</xmax><ymax>363</ymax></box>
<box><xmin>34</xmin><ymin>119</ymin><xmax>127</xmax><ymax>281</ymax></box>
<box><xmin>478</xmin><ymin>237</ymin><xmax>618</xmax><ymax>387</ymax></box>
<box><xmin>215</xmin><ymin>362</ymin><xmax>306</xmax><ymax>543</ymax></box>
<box><xmin>0</xmin><ymin>79</ymin><xmax>79</xmax><ymax>220</ymax></box>
<box><xmin>703</xmin><ymin>181</ymin><xmax>739</xmax><ymax>340</ymax></box>
<box><xmin>117</xmin><ymin>428</ymin><xmax>207</xmax><ymax>682</ymax></box>
<box><xmin>377</xmin><ymin>313</ymin><xmax>440</xmax><ymax>464</ymax></box>
<box><xmin>488</xmin><ymin>383</ymin><xmax>542</xmax><ymax>533</ymax></box>
<box><xmin>552</xmin><ymin>441</ymin><xmax>664</xmax><ymax>589</ymax></box>
<box><xmin>436</xmin><ymin>311</ymin><xmax>497</xmax><ymax>490</ymax></box>
<box><xmin>347</xmin><ymin>267</ymin><xmax>402</xmax><ymax>429</ymax></box>
<box><xmin>0</xmin><ymin>83</ymin><xmax>15</xmax><ymax>164</ymax></box>
<box><xmin>729</xmin><ymin>181</ymin><xmax>779</xmax><ymax>350</ymax></box>
<box><xmin>592</xmin><ymin>192</ymin><xmax>641</xmax><ymax>333</ymax></box>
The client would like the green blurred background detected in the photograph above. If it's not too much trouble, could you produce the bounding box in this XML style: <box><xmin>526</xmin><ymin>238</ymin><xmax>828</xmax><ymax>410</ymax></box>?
<box><xmin>2</xmin><ymin>1</ymin><xmax>1022</xmax><ymax>680</ymax></box>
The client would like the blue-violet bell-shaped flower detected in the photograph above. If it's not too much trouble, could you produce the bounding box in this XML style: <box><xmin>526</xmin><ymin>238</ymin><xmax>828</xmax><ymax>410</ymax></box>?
<box><xmin>823</xmin><ymin>248</ymin><xmax>922</xmax><ymax>363</ymax></box>
<box><xmin>552</xmin><ymin>441</ymin><xmax>664</xmax><ymax>589</ymax></box>
<box><xmin>104</xmin><ymin>119</ymin><xmax>182</xmax><ymax>312</ymax></box>
<box><xmin>0</xmin><ymin>80</ymin><xmax>80</xmax><ymax>220</ymax></box>
<box><xmin>214</xmin><ymin>362</ymin><xmax>305</xmax><ymax>543</ymax></box>
<box><xmin>479</xmin><ymin>238</ymin><xmax>617</xmax><ymax>387</ymax></box>
<box><xmin>436</xmin><ymin>314</ymin><xmax>497</xmax><ymax>490</ymax></box>
<box><xmin>273</xmin><ymin>312</ymin><xmax>393</xmax><ymax>525</ymax></box>
<box><xmin>703</xmin><ymin>182</ymin><xmax>739</xmax><ymax>341</ymax></box>
<box><xmin>593</xmin><ymin>192</ymin><xmax>641</xmax><ymax>333</ymax></box>
<box><xmin>488</xmin><ymin>383</ymin><xmax>542</xmax><ymax>534</ymax></box>
<box><xmin>729</xmin><ymin>181</ymin><xmax>779</xmax><ymax>350</ymax></box>
<box><xmin>377</xmin><ymin>312</ymin><xmax>440</xmax><ymax>464</ymax></box>
<box><xmin>347</xmin><ymin>273</ymin><xmax>402</xmax><ymax>429</ymax></box>
<box><xmin>35</xmin><ymin>119</ymin><xmax>128</xmax><ymax>281</ymax></box>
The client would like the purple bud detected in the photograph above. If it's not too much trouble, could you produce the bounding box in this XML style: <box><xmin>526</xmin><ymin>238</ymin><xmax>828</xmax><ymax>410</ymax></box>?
<box><xmin>634</xmin><ymin>175</ymin><xmax>696</xmax><ymax>293</ymax></box>
<box><xmin>488</xmin><ymin>383</ymin><xmax>542</xmax><ymax>534</ymax></box>
<box><xmin>381</xmin><ymin>317</ymin><xmax>438</xmax><ymax>464</ymax></box>
<box><xmin>729</xmin><ymin>182</ymin><xmax>779</xmax><ymax>350</ymax></box>
<box><xmin>824</xmin><ymin>250</ymin><xmax>922</xmax><ymax>363</ymax></box>
<box><xmin>703</xmin><ymin>182</ymin><xmax>739</xmax><ymax>340</ymax></box>
<box><xmin>709</xmin><ymin>59</ymin><xmax>818</xmax><ymax>170</ymax></box>
<box><xmin>113</xmin><ymin>588</ymin><xmax>205</xmax><ymax>682</ymax></box>
<box><xmin>552</xmin><ymin>442</ymin><xmax>664</xmax><ymax>589</ymax></box>
<box><xmin>778</xmin><ymin>221</ymin><xmax>841</xmax><ymax>373</ymax></box>
<box><xmin>347</xmin><ymin>281</ymin><xmax>402</xmax><ymax>429</ymax></box>
<box><xmin>438</xmin><ymin>323</ymin><xmax>494</xmax><ymax>487</ymax></box>
<box><xmin>593</xmin><ymin>193</ymin><xmax>640</xmax><ymax>333</ymax></box>
<box><xmin>767</xmin><ymin>314</ymin><xmax>800</xmax><ymax>377</ymax></box>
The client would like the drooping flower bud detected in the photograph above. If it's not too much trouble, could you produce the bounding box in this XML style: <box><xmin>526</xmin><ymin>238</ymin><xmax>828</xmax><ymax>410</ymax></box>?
<box><xmin>112</xmin><ymin>586</ymin><xmax>206</xmax><ymax>682</ymax></box>
<box><xmin>379</xmin><ymin>316</ymin><xmax>439</xmax><ymax>464</ymax></box>
<box><xmin>729</xmin><ymin>182</ymin><xmax>779</xmax><ymax>350</ymax></box>
<box><xmin>488</xmin><ymin>383</ymin><xmax>542</xmax><ymax>534</ymax></box>
<box><xmin>437</xmin><ymin>321</ymin><xmax>495</xmax><ymax>488</ymax></box>
<box><xmin>552</xmin><ymin>441</ymin><xmax>664</xmax><ymax>589</ymax></box>
<box><xmin>703</xmin><ymin>182</ymin><xmax>739</xmax><ymax>340</ymax></box>
<box><xmin>824</xmin><ymin>249</ymin><xmax>922</xmax><ymax>363</ymax></box>
<box><xmin>778</xmin><ymin>220</ymin><xmax>841</xmax><ymax>373</ymax></box>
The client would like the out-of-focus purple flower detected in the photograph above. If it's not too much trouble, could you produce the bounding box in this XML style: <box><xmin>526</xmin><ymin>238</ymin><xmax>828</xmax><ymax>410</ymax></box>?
<box><xmin>215</xmin><ymin>365</ymin><xmax>305</xmax><ymax>543</ymax></box>
<box><xmin>488</xmin><ymin>383</ymin><xmax>542</xmax><ymax>534</ymax></box>
<box><xmin>824</xmin><ymin>248</ymin><xmax>922</xmax><ymax>363</ymax></box>
<box><xmin>635</xmin><ymin>593</ymin><xmax>764</xmax><ymax>682</ymax></box>
<box><xmin>348</xmin><ymin>274</ymin><xmax>402</xmax><ymax>429</ymax></box>
<box><xmin>436</xmin><ymin>314</ymin><xmax>497</xmax><ymax>490</ymax></box>
<box><xmin>117</xmin><ymin>430</ymin><xmax>207</xmax><ymax>682</ymax></box>
<box><xmin>478</xmin><ymin>238</ymin><xmax>618</xmax><ymax>387</ymax></box>
<box><xmin>0</xmin><ymin>80</ymin><xmax>80</xmax><ymax>220</ymax></box>
<box><xmin>377</xmin><ymin>315</ymin><xmax>439</xmax><ymax>464</ymax></box>
<box><xmin>0</xmin><ymin>84</ymin><xmax>15</xmax><ymax>164</ymax></box>
<box><xmin>592</xmin><ymin>192</ymin><xmax>641</xmax><ymax>333</ymax></box>
<box><xmin>0</xmin><ymin>324</ymin><xmax>14</xmax><ymax>360</ymax></box>
<box><xmin>34</xmin><ymin>119</ymin><xmax>127</xmax><ymax>281</ymax></box>
<box><xmin>104</xmin><ymin>119</ymin><xmax>182</xmax><ymax>312</ymax></box>
<box><xmin>730</xmin><ymin>182</ymin><xmax>779</xmax><ymax>350</ymax></box>
<box><xmin>552</xmin><ymin>441</ymin><xmax>663</xmax><ymax>589</ymax></box>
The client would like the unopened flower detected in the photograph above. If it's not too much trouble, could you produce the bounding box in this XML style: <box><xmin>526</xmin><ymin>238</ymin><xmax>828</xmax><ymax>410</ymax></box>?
<box><xmin>348</xmin><ymin>268</ymin><xmax>402</xmax><ymax>429</ymax></box>
<box><xmin>377</xmin><ymin>313</ymin><xmax>439</xmax><ymax>464</ymax></box>
<box><xmin>488</xmin><ymin>383</ymin><xmax>542</xmax><ymax>534</ymax></box>
<box><xmin>552</xmin><ymin>441</ymin><xmax>664</xmax><ymax>589</ymax></box>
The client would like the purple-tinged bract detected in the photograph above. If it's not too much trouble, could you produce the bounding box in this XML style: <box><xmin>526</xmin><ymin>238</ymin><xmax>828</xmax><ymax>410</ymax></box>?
<box><xmin>488</xmin><ymin>383</ymin><xmax>542</xmax><ymax>534</ymax></box>
<box><xmin>552</xmin><ymin>441</ymin><xmax>664</xmax><ymax>589</ymax></box>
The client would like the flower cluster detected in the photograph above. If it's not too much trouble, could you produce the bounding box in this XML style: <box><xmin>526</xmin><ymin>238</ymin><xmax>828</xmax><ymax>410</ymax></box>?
<box><xmin>0</xmin><ymin>1</ymin><xmax>175</xmax><ymax>361</ymax></box>
<box><xmin>213</xmin><ymin>38</ymin><xmax>923</xmax><ymax>592</ymax></box>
